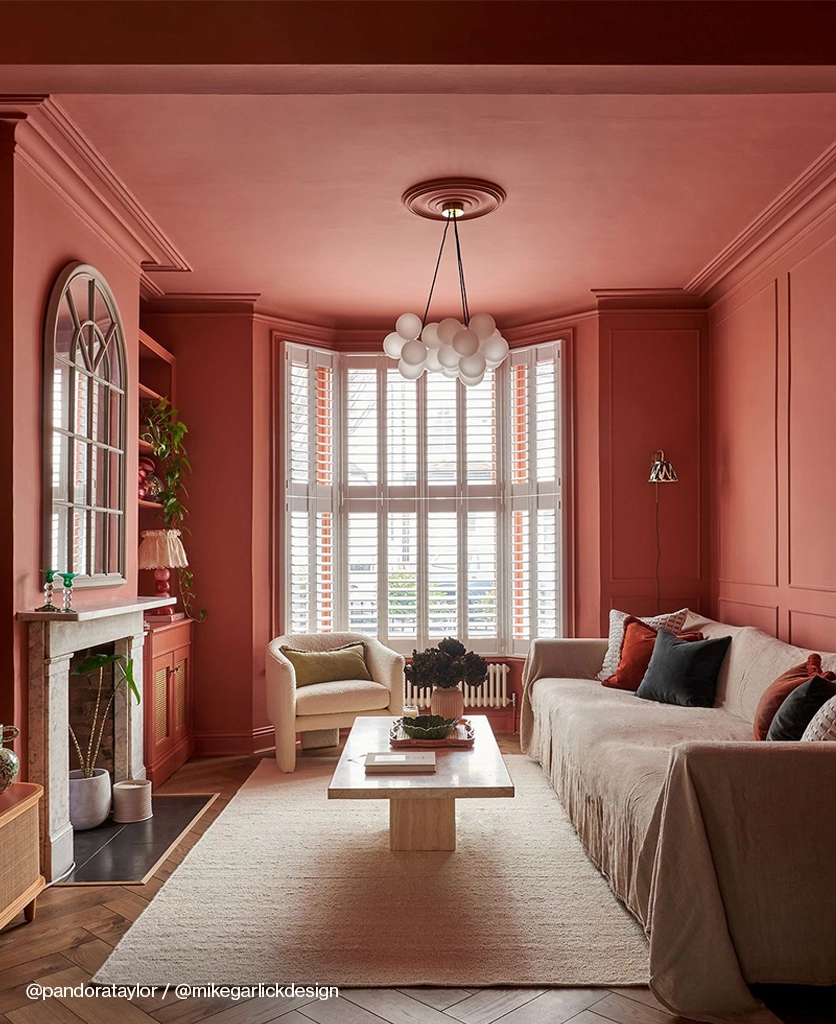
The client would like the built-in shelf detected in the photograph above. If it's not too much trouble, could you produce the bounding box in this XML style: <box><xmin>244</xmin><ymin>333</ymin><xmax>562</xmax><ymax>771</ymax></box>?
<box><xmin>139</xmin><ymin>382</ymin><xmax>164</xmax><ymax>403</ymax></box>
<box><xmin>18</xmin><ymin>596</ymin><xmax>175</xmax><ymax>622</ymax></box>
<box><xmin>138</xmin><ymin>438</ymin><xmax>156</xmax><ymax>453</ymax></box>
<box><xmin>138</xmin><ymin>499</ymin><xmax>163</xmax><ymax>509</ymax></box>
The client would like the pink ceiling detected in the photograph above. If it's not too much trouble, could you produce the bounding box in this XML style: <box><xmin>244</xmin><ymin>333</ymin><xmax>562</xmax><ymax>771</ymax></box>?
<box><xmin>60</xmin><ymin>90</ymin><xmax>836</xmax><ymax>328</ymax></box>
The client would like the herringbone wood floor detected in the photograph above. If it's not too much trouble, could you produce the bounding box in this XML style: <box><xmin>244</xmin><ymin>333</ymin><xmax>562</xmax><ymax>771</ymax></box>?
<box><xmin>1</xmin><ymin>742</ymin><xmax>833</xmax><ymax>1024</ymax></box>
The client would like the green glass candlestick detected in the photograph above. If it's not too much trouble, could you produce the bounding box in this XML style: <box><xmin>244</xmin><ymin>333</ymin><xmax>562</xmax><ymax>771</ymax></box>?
<box><xmin>37</xmin><ymin>569</ymin><xmax>61</xmax><ymax>612</ymax></box>
<box><xmin>59</xmin><ymin>572</ymin><xmax>78</xmax><ymax>613</ymax></box>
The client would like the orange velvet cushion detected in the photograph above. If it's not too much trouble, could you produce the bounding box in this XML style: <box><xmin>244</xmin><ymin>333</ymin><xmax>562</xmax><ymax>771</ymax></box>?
<box><xmin>753</xmin><ymin>653</ymin><xmax>836</xmax><ymax>740</ymax></box>
<box><xmin>602</xmin><ymin>616</ymin><xmax>704</xmax><ymax>692</ymax></box>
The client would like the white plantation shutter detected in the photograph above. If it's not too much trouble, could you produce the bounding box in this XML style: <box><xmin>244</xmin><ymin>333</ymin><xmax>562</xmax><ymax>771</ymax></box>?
<box><xmin>283</xmin><ymin>340</ymin><xmax>562</xmax><ymax>652</ymax></box>
<box><xmin>387</xmin><ymin>370</ymin><xmax>417</xmax><ymax>485</ymax></box>
<box><xmin>426</xmin><ymin>375</ymin><xmax>458</xmax><ymax>485</ymax></box>
<box><xmin>467</xmin><ymin>511</ymin><xmax>497</xmax><ymax>636</ymax></box>
<box><xmin>347</xmin><ymin>512</ymin><xmax>378</xmax><ymax>633</ymax></box>
<box><xmin>346</xmin><ymin>368</ymin><xmax>378</xmax><ymax>485</ymax></box>
<box><xmin>387</xmin><ymin>512</ymin><xmax>418</xmax><ymax>636</ymax></box>
<box><xmin>427</xmin><ymin>511</ymin><xmax>458</xmax><ymax>637</ymax></box>
<box><xmin>466</xmin><ymin>371</ymin><xmax>496</xmax><ymax>484</ymax></box>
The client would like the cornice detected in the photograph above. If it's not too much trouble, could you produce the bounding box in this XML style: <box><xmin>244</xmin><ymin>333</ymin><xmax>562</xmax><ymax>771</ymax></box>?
<box><xmin>504</xmin><ymin>310</ymin><xmax>597</xmax><ymax>346</ymax></box>
<box><xmin>0</xmin><ymin>94</ymin><xmax>191</xmax><ymax>277</ymax></box>
<box><xmin>144</xmin><ymin>292</ymin><xmax>261</xmax><ymax>316</ymax></box>
<box><xmin>592</xmin><ymin>288</ymin><xmax>707</xmax><ymax>312</ymax></box>
<box><xmin>687</xmin><ymin>139</ymin><xmax>836</xmax><ymax>298</ymax></box>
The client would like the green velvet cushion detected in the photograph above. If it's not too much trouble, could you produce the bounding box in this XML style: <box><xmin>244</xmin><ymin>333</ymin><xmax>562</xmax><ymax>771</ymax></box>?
<box><xmin>280</xmin><ymin>642</ymin><xmax>371</xmax><ymax>687</ymax></box>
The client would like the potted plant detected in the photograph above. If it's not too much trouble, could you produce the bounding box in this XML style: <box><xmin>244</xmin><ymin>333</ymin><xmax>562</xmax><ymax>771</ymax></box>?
<box><xmin>68</xmin><ymin>653</ymin><xmax>139</xmax><ymax>830</ymax></box>
<box><xmin>404</xmin><ymin>638</ymin><xmax>487</xmax><ymax>720</ymax></box>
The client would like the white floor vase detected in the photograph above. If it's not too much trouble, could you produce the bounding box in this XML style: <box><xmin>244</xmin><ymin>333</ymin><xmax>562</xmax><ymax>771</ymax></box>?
<box><xmin>69</xmin><ymin>768</ymin><xmax>112</xmax><ymax>830</ymax></box>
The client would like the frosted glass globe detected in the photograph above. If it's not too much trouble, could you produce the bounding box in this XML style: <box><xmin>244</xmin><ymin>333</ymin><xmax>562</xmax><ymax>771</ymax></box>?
<box><xmin>452</xmin><ymin>329</ymin><xmax>479</xmax><ymax>358</ymax></box>
<box><xmin>425</xmin><ymin>348</ymin><xmax>442</xmax><ymax>373</ymax></box>
<box><xmin>398</xmin><ymin>358</ymin><xmax>425</xmax><ymax>380</ymax></box>
<box><xmin>396</xmin><ymin>312</ymin><xmax>423</xmax><ymax>341</ymax></box>
<box><xmin>437</xmin><ymin>343</ymin><xmax>460</xmax><ymax>368</ymax></box>
<box><xmin>401</xmin><ymin>339</ymin><xmax>428</xmax><ymax>367</ymax></box>
<box><xmin>461</xmin><ymin>370</ymin><xmax>486</xmax><ymax>387</ymax></box>
<box><xmin>437</xmin><ymin>317</ymin><xmax>462</xmax><ymax>345</ymax></box>
<box><xmin>421</xmin><ymin>322</ymin><xmax>441</xmax><ymax>349</ymax></box>
<box><xmin>441</xmin><ymin>367</ymin><xmax>459</xmax><ymax>378</ymax></box>
<box><xmin>468</xmin><ymin>312</ymin><xmax>496</xmax><ymax>341</ymax></box>
<box><xmin>482</xmin><ymin>333</ymin><xmax>509</xmax><ymax>363</ymax></box>
<box><xmin>383</xmin><ymin>331</ymin><xmax>406</xmax><ymax>359</ymax></box>
<box><xmin>459</xmin><ymin>352</ymin><xmax>486</xmax><ymax>379</ymax></box>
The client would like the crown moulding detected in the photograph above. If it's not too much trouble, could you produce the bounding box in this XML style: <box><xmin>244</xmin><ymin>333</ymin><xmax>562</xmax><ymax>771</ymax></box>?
<box><xmin>0</xmin><ymin>94</ymin><xmax>191</xmax><ymax>278</ymax></box>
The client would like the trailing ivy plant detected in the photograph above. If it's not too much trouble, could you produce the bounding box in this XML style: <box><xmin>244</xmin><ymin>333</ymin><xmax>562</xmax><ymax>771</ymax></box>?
<box><xmin>141</xmin><ymin>398</ymin><xmax>206</xmax><ymax>620</ymax></box>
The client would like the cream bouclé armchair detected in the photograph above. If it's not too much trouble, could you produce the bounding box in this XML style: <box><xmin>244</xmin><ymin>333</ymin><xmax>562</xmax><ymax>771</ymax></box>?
<box><xmin>266</xmin><ymin>632</ymin><xmax>405</xmax><ymax>772</ymax></box>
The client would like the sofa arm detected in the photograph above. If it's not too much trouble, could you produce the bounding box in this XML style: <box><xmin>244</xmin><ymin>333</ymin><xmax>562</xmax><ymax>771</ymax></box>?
<box><xmin>645</xmin><ymin>740</ymin><xmax>836</xmax><ymax>1022</ymax></box>
<box><xmin>523</xmin><ymin>637</ymin><xmax>608</xmax><ymax>685</ymax></box>
<box><xmin>265</xmin><ymin>641</ymin><xmax>299</xmax><ymax>766</ymax></box>
<box><xmin>363</xmin><ymin>638</ymin><xmax>405</xmax><ymax>715</ymax></box>
<box><xmin>520</xmin><ymin>638</ymin><xmax>608</xmax><ymax>755</ymax></box>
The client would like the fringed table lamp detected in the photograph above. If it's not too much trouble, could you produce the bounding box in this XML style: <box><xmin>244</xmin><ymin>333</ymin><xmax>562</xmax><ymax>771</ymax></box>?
<box><xmin>138</xmin><ymin>529</ymin><xmax>189</xmax><ymax>622</ymax></box>
<box><xmin>648</xmin><ymin>450</ymin><xmax>679</xmax><ymax>614</ymax></box>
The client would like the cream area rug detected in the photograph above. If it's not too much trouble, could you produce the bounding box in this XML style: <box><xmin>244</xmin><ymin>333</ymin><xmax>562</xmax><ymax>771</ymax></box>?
<box><xmin>94</xmin><ymin>755</ymin><xmax>648</xmax><ymax>988</ymax></box>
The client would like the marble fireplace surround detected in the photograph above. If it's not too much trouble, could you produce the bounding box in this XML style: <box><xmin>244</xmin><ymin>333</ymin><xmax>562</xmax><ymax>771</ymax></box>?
<box><xmin>19</xmin><ymin>597</ymin><xmax>173</xmax><ymax>881</ymax></box>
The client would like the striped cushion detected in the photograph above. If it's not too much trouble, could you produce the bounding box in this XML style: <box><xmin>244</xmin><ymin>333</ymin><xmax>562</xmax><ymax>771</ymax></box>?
<box><xmin>598</xmin><ymin>607</ymin><xmax>689</xmax><ymax>682</ymax></box>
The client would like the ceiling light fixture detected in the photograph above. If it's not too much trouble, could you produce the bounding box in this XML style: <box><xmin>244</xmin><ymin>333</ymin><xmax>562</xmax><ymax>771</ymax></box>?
<box><xmin>383</xmin><ymin>178</ymin><xmax>509</xmax><ymax>387</ymax></box>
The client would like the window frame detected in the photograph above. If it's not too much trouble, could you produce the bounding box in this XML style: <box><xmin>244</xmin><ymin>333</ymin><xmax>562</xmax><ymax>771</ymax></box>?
<box><xmin>281</xmin><ymin>339</ymin><xmax>565</xmax><ymax>654</ymax></box>
<box><xmin>42</xmin><ymin>262</ymin><xmax>128</xmax><ymax>587</ymax></box>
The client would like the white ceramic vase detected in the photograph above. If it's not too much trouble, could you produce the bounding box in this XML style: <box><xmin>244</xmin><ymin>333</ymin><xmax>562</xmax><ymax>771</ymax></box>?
<box><xmin>69</xmin><ymin>768</ymin><xmax>112</xmax><ymax>830</ymax></box>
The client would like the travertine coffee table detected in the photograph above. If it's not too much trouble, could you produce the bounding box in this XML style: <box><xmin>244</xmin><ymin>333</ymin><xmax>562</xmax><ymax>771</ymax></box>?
<box><xmin>327</xmin><ymin>715</ymin><xmax>514</xmax><ymax>851</ymax></box>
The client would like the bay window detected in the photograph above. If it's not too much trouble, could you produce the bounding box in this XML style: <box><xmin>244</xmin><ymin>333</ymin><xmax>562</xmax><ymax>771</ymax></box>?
<box><xmin>283</xmin><ymin>341</ymin><xmax>563</xmax><ymax>655</ymax></box>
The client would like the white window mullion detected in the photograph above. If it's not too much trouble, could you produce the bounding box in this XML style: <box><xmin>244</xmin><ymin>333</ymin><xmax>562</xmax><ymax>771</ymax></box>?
<box><xmin>416</xmin><ymin>372</ymin><xmax>429</xmax><ymax>650</ymax></box>
<box><xmin>377</xmin><ymin>357</ymin><xmax>388</xmax><ymax>642</ymax></box>
<box><xmin>456</xmin><ymin>378</ymin><xmax>467</xmax><ymax>644</ymax></box>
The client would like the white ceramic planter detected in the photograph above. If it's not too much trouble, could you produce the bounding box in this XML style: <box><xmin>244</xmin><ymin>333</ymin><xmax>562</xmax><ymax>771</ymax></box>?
<box><xmin>69</xmin><ymin>768</ymin><xmax>112</xmax><ymax>830</ymax></box>
<box><xmin>113</xmin><ymin>779</ymin><xmax>153</xmax><ymax>822</ymax></box>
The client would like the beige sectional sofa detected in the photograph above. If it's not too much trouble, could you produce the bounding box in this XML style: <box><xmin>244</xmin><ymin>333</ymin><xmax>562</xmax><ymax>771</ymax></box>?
<box><xmin>521</xmin><ymin>612</ymin><xmax>836</xmax><ymax>1024</ymax></box>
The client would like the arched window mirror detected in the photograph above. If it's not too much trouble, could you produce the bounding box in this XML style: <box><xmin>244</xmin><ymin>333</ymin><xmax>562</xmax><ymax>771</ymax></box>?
<box><xmin>43</xmin><ymin>263</ymin><xmax>127</xmax><ymax>585</ymax></box>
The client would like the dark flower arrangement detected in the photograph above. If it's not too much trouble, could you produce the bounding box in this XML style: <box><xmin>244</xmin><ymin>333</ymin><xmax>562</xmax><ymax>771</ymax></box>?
<box><xmin>405</xmin><ymin>637</ymin><xmax>488</xmax><ymax>691</ymax></box>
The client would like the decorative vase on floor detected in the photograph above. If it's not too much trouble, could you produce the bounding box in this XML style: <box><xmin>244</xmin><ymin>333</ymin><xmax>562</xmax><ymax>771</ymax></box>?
<box><xmin>0</xmin><ymin>725</ymin><xmax>20</xmax><ymax>793</ymax></box>
<box><xmin>69</xmin><ymin>768</ymin><xmax>112</xmax><ymax>830</ymax></box>
<box><xmin>430</xmin><ymin>685</ymin><xmax>464</xmax><ymax>720</ymax></box>
<box><xmin>112</xmin><ymin>779</ymin><xmax>153</xmax><ymax>823</ymax></box>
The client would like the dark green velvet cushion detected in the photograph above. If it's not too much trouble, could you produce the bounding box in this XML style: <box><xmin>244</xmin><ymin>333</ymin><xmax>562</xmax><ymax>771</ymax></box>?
<box><xmin>766</xmin><ymin>676</ymin><xmax>836</xmax><ymax>741</ymax></box>
<box><xmin>635</xmin><ymin>628</ymin><xmax>731</xmax><ymax>708</ymax></box>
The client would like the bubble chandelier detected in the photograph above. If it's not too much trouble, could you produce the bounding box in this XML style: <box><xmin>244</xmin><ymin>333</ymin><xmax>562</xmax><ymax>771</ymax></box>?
<box><xmin>383</xmin><ymin>178</ymin><xmax>509</xmax><ymax>386</ymax></box>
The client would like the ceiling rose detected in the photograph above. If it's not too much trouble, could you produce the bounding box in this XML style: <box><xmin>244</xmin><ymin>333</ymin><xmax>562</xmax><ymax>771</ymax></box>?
<box><xmin>401</xmin><ymin>177</ymin><xmax>506</xmax><ymax>221</ymax></box>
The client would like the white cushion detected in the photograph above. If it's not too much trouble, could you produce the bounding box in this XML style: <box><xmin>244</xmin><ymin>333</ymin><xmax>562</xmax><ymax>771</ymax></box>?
<box><xmin>597</xmin><ymin>607</ymin><xmax>688</xmax><ymax>681</ymax></box>
<box><xmin>801</xmin><ymin>695</ymin><xmax>836</xmax><ymax>742</ymax></box>
<box><xmin>295</xmin><ymin>678</ymin><xmax>391</xmax><ymax>717</ymax></box>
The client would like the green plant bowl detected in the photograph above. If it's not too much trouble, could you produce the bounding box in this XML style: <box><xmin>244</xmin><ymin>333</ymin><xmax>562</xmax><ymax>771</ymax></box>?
<box><xmin>400</xmin><ymin>715</ymin><xmax>460</xmax><ymax>740</ymax></box>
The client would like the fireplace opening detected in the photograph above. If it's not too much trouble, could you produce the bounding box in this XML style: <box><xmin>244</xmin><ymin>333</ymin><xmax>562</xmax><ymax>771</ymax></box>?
<box><xmin>68</xmin><ymin>642</ymin><xmax>117</xmax><ymax>779</ymax></box>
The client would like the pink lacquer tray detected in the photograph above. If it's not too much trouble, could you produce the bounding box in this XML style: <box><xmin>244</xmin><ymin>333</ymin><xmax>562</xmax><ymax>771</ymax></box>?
<box><xmin>389</xmin><ymin>718</ymin><xmax>476</xmax><ymax>749</ymax></box>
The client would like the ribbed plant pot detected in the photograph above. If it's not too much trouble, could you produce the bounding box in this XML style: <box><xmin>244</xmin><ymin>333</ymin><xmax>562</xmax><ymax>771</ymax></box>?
<box><xmin>112</xmin><ymin>779</ymin><xmax>153</xmax><ymax>822</ymax></box>
<box><xmin>430</xmin><ymin>685</ymin><xmax>464</xmax><ymax>720</ymax></box>
<box><xmin>69</xmin><ymin>768</ymin><xmax>112</xmax><ymax>830</ymax></box>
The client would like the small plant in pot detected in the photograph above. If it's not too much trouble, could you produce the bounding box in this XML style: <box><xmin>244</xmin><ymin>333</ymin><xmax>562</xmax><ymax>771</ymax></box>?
<box><xmin>69</xmin><ymin>653</ymin><xmax>139</xmax><ymax>830</ymax></box>
<box><xmin>405</xmin><ymin>638</ymin><xmax>487</xmax><ymax>720</ymax></box>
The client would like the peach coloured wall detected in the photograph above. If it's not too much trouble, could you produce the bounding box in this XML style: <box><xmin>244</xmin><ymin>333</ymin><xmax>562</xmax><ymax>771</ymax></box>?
<box><xmin>596</xmin><ymin>306</ymin><xmax>710</xmax><ymax>631</ymax></box>
<box><xmin>710</xmin><ymin>199</ymin><xmax>836</xmax><ymax>647</ymax></box>
<box><xmin>3</xmin><ymin>156</ymin><xmax>140</xmax><ymax>772</ymax></box>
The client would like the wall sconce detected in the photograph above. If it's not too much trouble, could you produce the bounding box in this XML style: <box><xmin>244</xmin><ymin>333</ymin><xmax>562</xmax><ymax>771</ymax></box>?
<box><xmin>648</xmin><ymin>450</ymin><xmax>678</xmax><ymax>613</ymax></box>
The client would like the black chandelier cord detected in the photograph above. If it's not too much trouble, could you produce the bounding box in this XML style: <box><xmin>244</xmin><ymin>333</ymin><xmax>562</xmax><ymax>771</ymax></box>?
<box><xmin>452</xmin><ymin>212</ymin><xmax>470</xmax><ymax>325</ymax></box>
<box><xmin>421</xmin><ymin>216</ymin><xmax>451</xmax><ymax>327</ymax></box>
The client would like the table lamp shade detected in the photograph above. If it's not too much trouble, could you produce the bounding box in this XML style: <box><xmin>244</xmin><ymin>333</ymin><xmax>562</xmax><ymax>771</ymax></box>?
<box><xmin>138</xmin><ymin>529</ymin><xmax>189</xmax><ymax>569</ymax></box>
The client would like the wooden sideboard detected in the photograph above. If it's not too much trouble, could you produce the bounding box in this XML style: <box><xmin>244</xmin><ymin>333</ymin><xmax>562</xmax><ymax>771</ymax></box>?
<box><xmin>0</xmin><ymin>783</ymin><xmax>45</xmax><ymax>931</ymax></box>
<box><xmin>143</xmin><ymin>618</ymin><xmax>194</xmax><ymax>786</ymax></box>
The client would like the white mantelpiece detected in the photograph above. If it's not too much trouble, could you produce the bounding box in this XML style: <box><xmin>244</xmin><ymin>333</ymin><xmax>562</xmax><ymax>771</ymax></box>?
<box><xmin>20</xmin><ymin>596</ymin><xmax>174</xmax><ymax>881</ymax></box>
